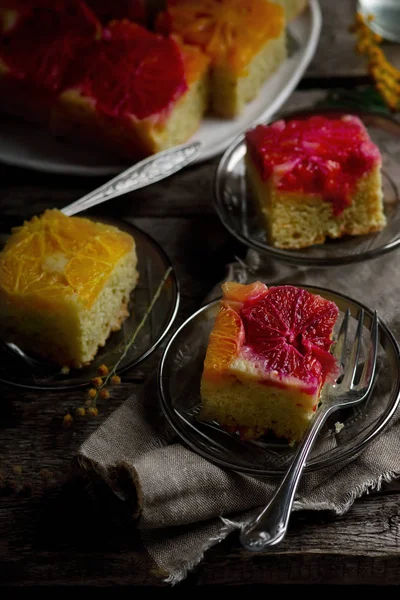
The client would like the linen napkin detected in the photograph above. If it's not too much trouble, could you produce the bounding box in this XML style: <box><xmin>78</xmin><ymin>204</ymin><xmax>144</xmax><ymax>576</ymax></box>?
<box><xmin>77</xmin><ymin>248</ymin><xmax>400</xmax><ymax>584</ymax></box>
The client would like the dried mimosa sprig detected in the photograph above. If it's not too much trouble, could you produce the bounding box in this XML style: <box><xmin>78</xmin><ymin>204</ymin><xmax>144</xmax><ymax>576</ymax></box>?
<box><xmin>63</xmin><ymin>266</ymin><xmax>172</xmax><ymax>425</ymax></box>
<box><xmin>350</xmin><ymin>12</ymin><xmax>400</xmax><ymax>111</ymax></box>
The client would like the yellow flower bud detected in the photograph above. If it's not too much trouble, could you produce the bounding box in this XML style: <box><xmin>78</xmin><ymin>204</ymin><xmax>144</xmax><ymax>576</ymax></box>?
<box><xmin>63</xmin><ymin>413</ymin><xmax>73</xmax><ymax>427</ymax></box>
<box><xmin>98</xmin><ymin>364</ymin><xmax>109</xmax><ymax>376</ymax></box>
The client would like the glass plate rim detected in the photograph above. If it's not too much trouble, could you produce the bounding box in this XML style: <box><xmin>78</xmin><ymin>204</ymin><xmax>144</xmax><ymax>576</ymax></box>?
<box><xmin>0</xmin><ymin>218</ymin><xmax>180</xmax><ymax>391</ymax></box>
<box><xmin>214</xmin><ymin>107</ymin><xmax>400</xmax><ymax>267</ymax></box>
<box><xmin>158</xmin><ymin>284</ymin><xmax>400</xmax><ymax>476</ymax></box>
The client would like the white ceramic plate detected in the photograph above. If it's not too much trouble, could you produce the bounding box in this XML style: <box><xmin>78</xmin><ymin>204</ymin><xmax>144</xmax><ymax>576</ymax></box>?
<box><xmin>0</xmin><ymin>0</ymin><xmax>321</xmax><ymax>176</ymax></box>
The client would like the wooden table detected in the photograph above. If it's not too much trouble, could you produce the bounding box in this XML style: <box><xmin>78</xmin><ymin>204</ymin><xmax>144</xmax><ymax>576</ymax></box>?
<box><xmin>2</xmin><ymin>0</ymin><xmax>400</xmax><ymax>588</ymax></box>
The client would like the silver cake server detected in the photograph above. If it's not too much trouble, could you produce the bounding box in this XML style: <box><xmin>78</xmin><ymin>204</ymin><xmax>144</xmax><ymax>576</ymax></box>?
<box><xmin>61</xmin><ymin>140</ymin><xmax>201</xmax><ymax>217</ymax></box>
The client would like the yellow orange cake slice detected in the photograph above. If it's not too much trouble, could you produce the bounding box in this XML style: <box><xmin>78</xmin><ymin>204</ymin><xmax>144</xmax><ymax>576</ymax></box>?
<box><xmin>52</xmin><ymin>20</ymin><xmax>209</xmax><ymax>159</ymax></box>
<box><xmin>245</xmin><ymin>114</ymin><xmax>386</xmax><ymax>249</ymax></box>
<box><xmin>200</xmin><ymin>282</ymin><xmax>339</xmax><ymax>442</ymax></box>
<box><xmin>0</xmin><ymin>210</ymin><xmax>138</xmax><ymax>369</ymax></box>
<box><xmin>156</xmin><ymin>0</ymin><xmax>286</xmax><ymax>117</ymax></box>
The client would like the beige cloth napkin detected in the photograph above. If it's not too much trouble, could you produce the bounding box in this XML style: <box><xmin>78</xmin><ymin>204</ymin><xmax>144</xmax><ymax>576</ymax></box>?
<box><xmin>77</xmin><ymin>250</ymin><xmax>400</xmax><ymax>584</ymax></box>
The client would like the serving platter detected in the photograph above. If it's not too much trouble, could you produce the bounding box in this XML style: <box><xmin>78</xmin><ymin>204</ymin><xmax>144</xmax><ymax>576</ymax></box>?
<box><xmin>0</xmin><ymin>0</ymin><xmax>321</xmax><ymax>176</ymax></box>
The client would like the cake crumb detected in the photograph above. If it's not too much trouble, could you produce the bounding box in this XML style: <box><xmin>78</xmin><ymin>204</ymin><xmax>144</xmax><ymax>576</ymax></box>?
<box><xmin>334</xmin><ymin>421</ymin><xmax>344</xmax><ymax>434</ymax></box>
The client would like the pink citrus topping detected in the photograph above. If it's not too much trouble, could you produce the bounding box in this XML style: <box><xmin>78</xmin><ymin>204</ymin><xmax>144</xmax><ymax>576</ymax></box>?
<box><xmin>64</xmin><ymin>21</ymin><xmax>188</xmax><ymax>120</ymax></box>
<box><xmin>239</xmin><ymin>285</ymin><xmax>339</xmax><ymax>390</ymax></box>
<box><xmin>0</xmin><ymin>0</ymin><xmax>100</xmax><ymax>93</ymax></box>
<box><xmin>246</xmin><ymin>115</ymin><xmax>381</xmax><ymax>216</ymax></box>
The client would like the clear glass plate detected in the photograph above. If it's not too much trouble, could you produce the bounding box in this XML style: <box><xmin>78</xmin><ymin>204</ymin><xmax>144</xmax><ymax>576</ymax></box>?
<box><xmin>215</xmin><ymin>109</ymin><xmax>400</xmax><ymax>267</ymax></box>
<box><xmin>0</xmin><ymin>219</ymin><xmax>179</xmax><ymax>390</ymax></box>
<box><xmin>158</xmin><ymin>285</ymin><xmax>400</xmax><ymax>476</ymax></box>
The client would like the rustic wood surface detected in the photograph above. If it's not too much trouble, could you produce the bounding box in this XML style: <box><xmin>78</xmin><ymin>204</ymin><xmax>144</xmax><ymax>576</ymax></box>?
<box><xmin>2</xmin><ymin>0</ymin><xmax>400</xmax><ymax>588</ymax></box>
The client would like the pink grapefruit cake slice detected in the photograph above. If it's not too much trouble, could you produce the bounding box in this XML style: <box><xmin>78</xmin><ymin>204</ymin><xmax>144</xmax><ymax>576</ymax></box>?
<box><xmin>52</xmin><ymin>20</ymin><xmax>209</xmax><ymax>159</ymax></box>
<box><xmin>200</xmin><ymin>282</ymin><xmax>339</xmax><ymax>442</ymax></box>
<box><xmin>245</xmin><ymin>114</ymin><xmax>386</xmax><ymax>249</ymax></box>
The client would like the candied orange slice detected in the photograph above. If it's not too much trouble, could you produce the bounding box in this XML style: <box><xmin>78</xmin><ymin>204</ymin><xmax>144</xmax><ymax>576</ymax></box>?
<box><xmin>222</xmin><ymin>281</ymin><xmax>268</xmax><ymax>304</ymax></box>
<box><xmin>203</xmin><ymin>304</ymin><xmax>244</xmax><ymax>380</ymax></box>
<box><xmin>0</xmin><ymin>210</ymin><xmax>134</xmax><ymax>308</ymax></box>
<box><xmin>157</xmin><ymin>0</ymin><xmax>284</xmax><ymax>74</ymax></box>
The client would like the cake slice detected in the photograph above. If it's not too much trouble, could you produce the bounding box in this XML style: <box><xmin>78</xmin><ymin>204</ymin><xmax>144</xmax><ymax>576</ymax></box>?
<box><xmin>52</xmin><ymin>20</ymin><xmax>209</xmax><ymax>159</ymax></box>
<box><xmin>0</xmin><ymin>210</ymin><xmax>138</xmax><ymax>369</ymax></box>
<box><xmin>156</xmin><ymin>0</ymin><xmax>286</xmax><ymax>117</ymax></box>
<box><xmin>245</xmin><ymin>115</ymin><xmax>386</xmax><ymax>249</ymax></box>
<box><xmin>0</xmin><ymin>0</ymin><xmax>101</xmax><ymax>124</ymax></box>
<box><xmin>200</xmin><ymin>282</ymin><xmax>339</xmax><ymax>442</ymax></box>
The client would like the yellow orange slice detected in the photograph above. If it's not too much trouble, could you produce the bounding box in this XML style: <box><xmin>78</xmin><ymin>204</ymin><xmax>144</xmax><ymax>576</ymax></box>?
<box><xmin>203</xmin><ymin>304</ymin><xmax>244</xmax><ymax>380</ymax></box>
<box><xmin>157</xmin><ymin>0</ymin><xmax>284</xmax><ymax>74</ymax></box>
<box><xmin>222</xmin><ymin>281</ymin><xmax>268</xmax><ymax>304</ymax></box>
<box><xmin>0</xmin><ymin>210</ymin><xmax>134</xmax><ymax>307</ymax></box>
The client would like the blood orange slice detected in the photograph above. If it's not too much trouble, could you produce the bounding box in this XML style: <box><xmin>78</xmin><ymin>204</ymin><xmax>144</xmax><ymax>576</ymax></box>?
<box><xmin>85</xmin><ymin>0</ymin><xmax>146</xmax><ymax>24</ymax></box>
<box><xmin>65</xmin><ymin>21</ymin><xmax>187</xmax><ymax>120</ymax></box>
<box><xmin>203</xmin><ymin>304</ymin><xmax>244</xmax><ymax>380</ymax></box>
<box><xmin>0</xmin><ymin>0</ymin><xmax>100</xmax><ymax>92</ymax></box>
<box><xmin>240</xmin><ymin>286</ymin><xmax>339</xmax><ymax>386</ymax></box>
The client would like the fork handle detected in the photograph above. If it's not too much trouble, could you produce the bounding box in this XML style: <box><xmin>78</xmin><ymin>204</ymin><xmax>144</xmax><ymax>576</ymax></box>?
<box><xmin>240</xmin><ymin>406</ymin><xmax>332</xmax><ymax>551</ymax></box>
<box><xmin>61</xmin><ymin>141</ymin><xmax>201</xmax><ymax>217</ymax></box>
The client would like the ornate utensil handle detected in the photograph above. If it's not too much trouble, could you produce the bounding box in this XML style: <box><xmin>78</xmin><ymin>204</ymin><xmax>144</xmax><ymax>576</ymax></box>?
<box><xmin>61</xmin><ymin>141</ymin><xmax>201</xmax><ymax>217</ymax></box>
<box><xmin>239</xmin><ymin>406</ymin><xmax>331</xmax><ymax>551</ymax></box>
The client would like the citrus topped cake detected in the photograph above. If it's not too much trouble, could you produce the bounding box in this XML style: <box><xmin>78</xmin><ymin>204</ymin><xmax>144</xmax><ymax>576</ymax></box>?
<box><xmin>0</xmin><ymin>210</ymin><xmax>138</xmax><ymax>368</ymax></box>
<box><xmin>245</xmin><ymin>114</ymin><xmax>386</xmax><ymax>249</ymax></box>
<box><xmin>0</xmin><ymin>0</ymin><xmax>101</xmax><ymax>123</ymax></box>
<box><xmin>200</xmin><ymin>282</ymin><xmax>339</xmax><ymax>442</ymax></box>
<box><xmin>156</xmin><ymin>0</ymin><xmax>286</xmax><ymax>117</ymax></box>
<box><xmin>53</xmin><ymin>20</ymin><xmax>209</xmax><ymax>158</ymax></box>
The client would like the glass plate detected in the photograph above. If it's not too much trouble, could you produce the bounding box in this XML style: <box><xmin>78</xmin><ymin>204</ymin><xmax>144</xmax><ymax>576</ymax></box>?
<box><xmin>215</xmin><ymin>109</ymin><xmax>400</xmax><ymax>267</ymax></box>
<box><xmin>158</xmin><ymin>285</ymin><xmax>400</xmax><ymax>476</ymax></box>
<box><xmin>0</xmin><ymin>219</ymin><xmax>179</xmax><ymax>390</ymax></box>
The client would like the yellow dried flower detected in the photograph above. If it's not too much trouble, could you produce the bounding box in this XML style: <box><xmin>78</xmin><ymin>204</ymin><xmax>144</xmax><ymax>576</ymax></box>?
<box><xmin>87</xmin><ymin>407</ymin><xmax>99</xmax><ymax>417</ymax></box>
<box><xmin>63</xmin><ymin>413</ymin><xmax>73</xmax><ymax>427</ymax></box>
<box><xmin>60</xmin><ymin>365</ymin><xmax>70</xmax><ymax>375</ymax></box>
<box><xmin>99</xmin><ymin>388</ymin><xmax>110</xmax><ymax>400</ymax></box>
<box><xmin>111</xmin><ymin>375</ymin><xmax>121</xmax><ymax>385</ymax></box>
<box><xmin>76</xmin><ymin>407</ymin><xmax>86</xmax><ymax>416</ymax></box>
<box><xmin>87</xmin><ymin>388</ymin><xmax>97</xmax><ymax>399</ymax></box>
<box><xmin>92</xmin><ymin>377</ymin><xmax>103</xmax><ymax>388</ymax></box>
<box><xmin>98</xmin><ymin>364</ymin><xmax>109</xmax><ymax>376</ymax></box>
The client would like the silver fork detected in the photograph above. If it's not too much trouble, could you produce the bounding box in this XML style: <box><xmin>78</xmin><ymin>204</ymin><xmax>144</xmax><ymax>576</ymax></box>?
<box><xmin>239</xmin><ymin>308</ymin><xmax>379</xmax><ymax>552</ymax></box>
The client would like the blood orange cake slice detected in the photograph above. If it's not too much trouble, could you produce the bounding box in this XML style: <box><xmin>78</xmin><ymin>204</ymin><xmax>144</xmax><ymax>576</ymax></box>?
<box><xmin>52</xmin><ymin>20</ymin><xmax>209</xmax><ymax>159</ymax></box>
<box><xmin>156</xmin><ymin>0</ymin><xmax>286</xmax><ymax>117</ymax></box>
<box><xmin>245</xmin><ymin>114</ymin><xmax>386</xmax><ymax>248</ymax></box>
<box><xmin>200</xmin><ymin>282</ymin><xmax>339</xmax><ymax>442</ymax></box>
<box><xmin>0</xmin><ymin>0</ymin><xmax>101</xmax><ymax>123</ymax></box>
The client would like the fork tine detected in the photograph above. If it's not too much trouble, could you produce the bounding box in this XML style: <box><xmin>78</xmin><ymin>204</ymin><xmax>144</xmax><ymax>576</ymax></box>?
<box><xmin>333</xmin><ymin>308</ymin><xmax>350</xmax><ymax>368</ymax></box>
<box><xmin>341</xmin><ymin>309</ymin><xmax>364</xmax><ymax>389</ymax></box>
<box><xmin>356</xmin><ymin>311</ymin><xmax>379</xmax><ymax>395</ymax></box>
